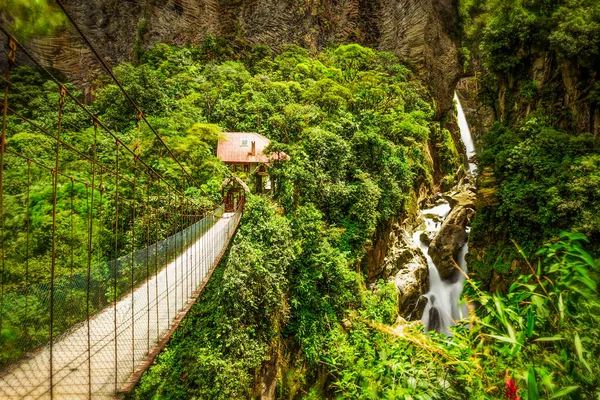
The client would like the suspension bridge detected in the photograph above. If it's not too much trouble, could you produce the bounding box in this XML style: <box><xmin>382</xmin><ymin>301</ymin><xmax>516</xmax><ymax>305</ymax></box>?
<box><xmin>0</xmin><ymin>2</ymin><xmax>244</xmax><ymax>398</ymax></box>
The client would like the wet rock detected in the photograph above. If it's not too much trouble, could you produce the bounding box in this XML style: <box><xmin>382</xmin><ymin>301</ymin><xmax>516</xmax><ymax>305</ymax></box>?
<box><xmin>432</xmin><ymin>192</ymin><xmax>445</xmax><ymax>205</ymax></box>
<box><xmin>367</xmin><ymin>221</ymin><xmax>429</xmax><ymax>321</ymax></box>
<box><xmin>422</xmin><ymin>213</ymin><xmax>444</xmax><ymax>224</ymax></box>
<box><xmin>429</xmin><ymin>186</ymin><xmax>476</xmax><ymax>280</ymax></box>
<box><xmin>456</xmin><ymin>78</ymin><xmax>495</xmax><ymax>143</ymax></box>
<box><xmin>419</xmin><ymin>230</ymin><xmax>435</xmax><ymax>245</ymax></box>
<box><xmin>428</xmin><ymin>223</ymin><xmax>467</xmax><ymax>280</ymax></box>
<box><xmin>443</xmin><ymin>186</ymin><xmax>476</xmax><ymax>209</ymax></box>
<box><xmin>394</xmin><ymin>258</ymin><xmax>429</xmax><ymax>320</ymax></box>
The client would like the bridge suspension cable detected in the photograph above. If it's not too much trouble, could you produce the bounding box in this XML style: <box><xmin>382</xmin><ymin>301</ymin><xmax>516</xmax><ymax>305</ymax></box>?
<box><xmin>53</xmin><ymin>0</ymin><xmax>208</xmax><ymax>195</ymax></box>
<box><xmin>0</xmin><ymin>10</ymin><xmax>244</xmax><ymax>399</ymax></box>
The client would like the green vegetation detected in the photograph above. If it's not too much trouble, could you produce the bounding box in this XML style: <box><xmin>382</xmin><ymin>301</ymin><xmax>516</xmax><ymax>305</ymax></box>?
<box><xmin>133</xmin><ymin>196</ymin><xmax>296</xmax><ymax>399</ymax></box>
<box><xmin>0</xmin><ymin>0</ymin><xmax>66</xmax><ymax>40</ymax></box>
<box><xmin>456</xmin><ymin>0</ymin><xmax>600</xmax><ymax>287</ymax></box>
<box><xmin>3</xmin><ymin>1</ymin><xmax>599</xmax><ymax>396</ymax></box>
<box><xmin>1</xmin><ymin>39</ymin><xmax>444</xmax><ymax>376</ymax></box>
<box><xmin>457</xmin><ymin>0</ymin><xmax>600</xmax><ymax>132</ymax></box>
<box><xmin>120</xmin><ymin>42</ymin><xmax>440</xmax><ymax>397</ymax></box>
<box><xmin>136</xmin><ymin>202</ymin><xmax>599</xmax><ymax>399</ymax></box>
<box><xmin>0</xmin><ymin>59</ymin><xmax>225</xmax><ymax>366</ymax></box>
<box><xmin>459</xmin><ymin>0</ymin><xmax>600</xmax><ymax>74</ymax></box>
<box><xmin>470</xmin><ymin>117</ymin><xmax>600</xmax><ymax>284</ymax></box>
<box><xmin>133</xmin><ymin>196</ymin><xmax>599</xmax><ymax>399</ymax></box>
<box><xmin>318</xmin><ymin>233</ymin><xmax>599</xmax><ymax>399</ymax></box>
<box><xmin>119</xmin><ymin>41</ymin><xmax>598</xmax><ymax>399</ymax></box>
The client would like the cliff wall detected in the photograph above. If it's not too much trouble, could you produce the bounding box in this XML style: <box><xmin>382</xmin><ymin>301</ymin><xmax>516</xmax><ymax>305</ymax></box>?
<box><xmin>30</xmin><ymin>0</ymin><xmax>461</xmax><ymax>115</ymax></box>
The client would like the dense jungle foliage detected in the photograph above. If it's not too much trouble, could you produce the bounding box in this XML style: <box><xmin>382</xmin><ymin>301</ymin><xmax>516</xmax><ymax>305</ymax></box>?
<box><xmin>116</xmin><ymin>42</ymin><xmax>597</xmax><ymax>399</ymax></box>
<box><xmin>0</xmin><ymin>62</ymin><xmax>223</xmax><ymax>366</ymax></box>
<box><xmin>133</xmin><ymin>195</ymin><xmax>599</xmax><ymax>400</ymax></box>
<box><xmin>117</xmin><ymin>42</ymin><xmax>452</xmax><ymax>396</ymax></box>
<box><xmin>1</xmin><ymin>39</ymin><xmax>455</xmax><ymax>373</ymax></box>
<box><xmin>457</xmin><ymin>0</ymin><xmax>600</xmax><ymax>287</ymax></box>
<box><xmin>1</xmin><ymin>0</ymin><xmax>599</xmax><ymax>398</ymax></box>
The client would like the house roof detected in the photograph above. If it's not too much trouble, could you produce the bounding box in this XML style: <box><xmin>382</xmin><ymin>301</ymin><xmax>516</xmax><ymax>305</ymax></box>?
<box><xmin>221</xmin><ymin>176</ymin><xmax>250</xmax><ymax>193</ymax></box>
<box><xmin>216</xmin><ymin>132</ymin><xmax>288</xmax><ymax>164</ymax></box>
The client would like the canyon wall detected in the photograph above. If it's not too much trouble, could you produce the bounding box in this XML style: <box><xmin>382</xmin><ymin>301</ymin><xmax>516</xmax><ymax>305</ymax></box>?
<box><xmin>31</xmin><ymin>0</ymin><xmax>461</xmax><ymax>115</ymax></box>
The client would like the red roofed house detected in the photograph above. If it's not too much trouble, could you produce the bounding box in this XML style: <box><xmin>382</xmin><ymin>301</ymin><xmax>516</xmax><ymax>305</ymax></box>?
<box><xmin>217</xmin><ymin>132</ymin><xmax>288</xmax><ymax>194</ymax></box>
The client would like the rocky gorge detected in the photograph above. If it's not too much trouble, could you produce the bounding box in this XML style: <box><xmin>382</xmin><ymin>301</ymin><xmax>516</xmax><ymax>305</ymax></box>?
<box><xmin>27</xmin><ymin>0</ymin><xmax>462</xmax><ymax>117</ymax></box>
<box><xmin>368</xmin><ymin>89</ymin><xmax>478</xmax><ymax>328</ymax></box>
<box><xmin>368</xmin><ymin>177</ymin><xmax>476</xmax><ymax>324</ymax></box>
<box><xmin>19</xmin><ymin>0</ymin><xmax>481</xmax><ymax>326</ymax></box>
<box><xmin>2</xmin><ymin>1</ymin><xmax>600</xmax><ymax>398</ymax></box>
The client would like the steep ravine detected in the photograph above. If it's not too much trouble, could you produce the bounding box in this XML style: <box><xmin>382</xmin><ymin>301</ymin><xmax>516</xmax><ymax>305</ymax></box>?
<box><xmin>368</xmin><ymin>92</ymin><xmax>477</xmax><ymax>331</ymax></box>
<box><xmin>29</xmin><ymin>0</ymin><xmax>462</xmax><ymax>117</ymax></box>
<box><xmin>414</xmin><ymin>182</ymin><xmax>475</xmax><ymax>334</ymax></box>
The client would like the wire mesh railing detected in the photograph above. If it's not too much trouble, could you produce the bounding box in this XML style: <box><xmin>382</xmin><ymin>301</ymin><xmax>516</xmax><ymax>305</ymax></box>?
<box><xmin>0</xmin><ymin>203</ymin><xmax>242</xmax><ymax>398</ymax></box>
<box><xmin>0</xmin><ymin>4</ymin><xmax>245</xmax><ymax>398</ymax></box>
<box><xmin>0</xmin><ymin>205</ymin><xmax>221</xmax><ymax>369</ymax></box>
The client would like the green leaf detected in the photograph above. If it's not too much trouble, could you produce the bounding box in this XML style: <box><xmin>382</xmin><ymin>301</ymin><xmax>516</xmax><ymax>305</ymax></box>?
<box><xmin>573</xmin><ymin>247</ymin><xmax>595</xmax><ymax>268</ymax></box>
<box><xmin>506</xmin><ymin>322</ymin><xmax>517</xmax><ymax>343</ymax></box>
<box><xmin>487</xmin><ymin>334</ymin><xmax>519</xmax><ymax>345</ymax></box>
<box><xmin>574</xmin><ymin>332</ymin><xmax>593</xmax><ymax>374</ymax></box>
<box><xmin>528</xmin><ymin>365</ymin><xmax>540</xmax><ymax>400</ymax></box>
<box><xmin>558</xmin><ymin>293</ymin><xmax>564</xmax><ymax>323</ymax></box>
<box><xmin>560</xmin><ymin>232</ymin><xmax>588</xmax><ymax>243</ymax></box>
<box><xmin>493</xmin><ymin>296</ymin><xmax>506</xmax><ymax>323</ymax></box>
<box><xmin>551</xmin><ymin>386</ymin><xmax>579</xmax><ymax>398</ymax></box>
<box><xmin>526</xmin><ymin>308</ymin><xmax>534</xmax><ymax>337</ymax></box>
<box><xmin>575</xmin><ymin>275</ymin><xmax>597</xmax><ymax>291</ymax></box>
<box><xmin>574</xmin><ymin>332</ymin><xmax>584</xmax><ymax>359</ymax></box>
<box><xmin>534</xmin><ymin>336</ymin><xmax>564</xmax><ymax>342</ymax></box>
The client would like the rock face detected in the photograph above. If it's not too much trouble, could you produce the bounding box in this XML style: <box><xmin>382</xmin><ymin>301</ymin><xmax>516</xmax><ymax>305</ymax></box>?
<box><xmin>393</xmin><ymin>254</ymin><xmax>428</xmax><ymax>320</ymax></box>
<box><xmin>30</xmin><ymin>0</ymin><xmax>461</xmax><ymax>116</ymax></box>
<box><xmin>456</xmin><ymin>77</ymin><xmax>495</xmax><ymax>144</ymax></box>
<box><xmin>368</xmin><ymin>221</ymin><xmax>429</xmax><ymax>321</ymax></box>
<box><xmin>378</xmin><ymin>0</ymin><xmax>462</xmax><ymax>116</ymax></box>
<box><xmin>457</xmin><ymin>53</ymin><xmax>599</xmax><ymax>140</ymax></box>
<box><xmin>428</xmin><ymin>186</ymin><xmax>476</xmax><ymax>280</ymax></box>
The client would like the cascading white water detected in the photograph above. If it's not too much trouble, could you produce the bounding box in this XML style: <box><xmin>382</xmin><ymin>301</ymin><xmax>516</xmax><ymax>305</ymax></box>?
<box><xmin>454</xmin><ymin>92</ymin><xmax>477</xmax><ymax>175</ymax></box>
<box><xmin>414</xmin><ymin>92</ymin><xmax>476</xmax><ymax>335</ymax></box>
<box><xmin>414</xmin><ymin>203</ymin><xmax>469</xmax><ymax>336</ymax></box>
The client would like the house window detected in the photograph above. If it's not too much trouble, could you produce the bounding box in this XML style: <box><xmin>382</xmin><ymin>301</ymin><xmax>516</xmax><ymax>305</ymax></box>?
<box><xmin>240</xmin><ymin>139</ymin><xmax>248</xmax><ymax>147</ymax></box>
<box><xmin>244</xmin><ymin>164</ymin><xmax>249</xmax><ymax>172</ymax></box>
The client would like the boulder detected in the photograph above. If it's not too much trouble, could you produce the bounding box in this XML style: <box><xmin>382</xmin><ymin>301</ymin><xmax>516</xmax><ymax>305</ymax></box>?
<box><xmin>394</xmin><ymin>255</ymin><xmax>429</xmax><ymax>320</ymax></box>
<box><xmin>443</xmin><ymin>185</ymin><xmax>476</xmax><ymax>209</ymax></box>
<box><xmin>422</xmin><ymin>213</ymin><xmax>444</xmax><ymax>223</ymax></box>
<box><xmin>428</xmin><ymin>222</ymin><xmax>467</xmax><ymax>280</ymax></box>
<box><xmin>429</xmin><ymin>187</ymin><xmax>476</xmax><ymax>280</ymax></box>
<box><xmin>370</xmin><ymin>225</ymin><xmax>429</xmax><ymax>321</ymax></box>
<box><xmin>419</xmin><ymin>230</ymin><xmax>435</xmax><ymax>245</ymax></box>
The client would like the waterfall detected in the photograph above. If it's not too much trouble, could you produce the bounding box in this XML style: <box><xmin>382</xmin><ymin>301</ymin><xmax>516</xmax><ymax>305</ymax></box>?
<box><xmin>454</xmin><ymin>92</ymin><xmax>477</xmax><ymax>175</ymax></box>
<box><xmin>414</xmin><ymin>92</ymin><xmax>476</xmax><ymax>335</ymax></box>
<box><xmin>414</xmin><ymin>203</ymin><xmax>468</xmax><ymax>336</ymax></box>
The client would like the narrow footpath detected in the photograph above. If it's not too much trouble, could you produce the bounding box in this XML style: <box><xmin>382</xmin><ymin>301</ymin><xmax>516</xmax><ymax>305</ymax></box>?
<box><xmin>0</xmin><ymin>212</ymin><xmax>238</xmax><ymax>399</ymax></box>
